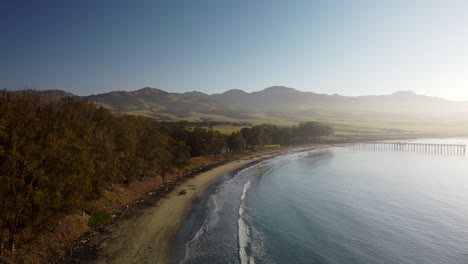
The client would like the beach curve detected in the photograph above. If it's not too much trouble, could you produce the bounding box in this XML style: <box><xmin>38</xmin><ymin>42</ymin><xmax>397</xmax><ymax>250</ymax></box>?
<box><xmin>65</xmin><ymin>145</ymin><xmax>321</xmax><ymax>264</ymax></box>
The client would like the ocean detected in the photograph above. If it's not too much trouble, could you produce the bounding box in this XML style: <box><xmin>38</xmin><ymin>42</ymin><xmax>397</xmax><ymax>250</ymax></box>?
<box><xmin>173</xmin><ymin>139</ymin><xmax>468</xmax><ymax>264</ymax></box>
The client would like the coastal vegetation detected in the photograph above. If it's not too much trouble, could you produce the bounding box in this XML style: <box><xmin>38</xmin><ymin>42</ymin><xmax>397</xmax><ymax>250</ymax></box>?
<box><xmin>0</xmin><ymin>90</ymin><xmax>333</xmax><ymax>257</ymax></box>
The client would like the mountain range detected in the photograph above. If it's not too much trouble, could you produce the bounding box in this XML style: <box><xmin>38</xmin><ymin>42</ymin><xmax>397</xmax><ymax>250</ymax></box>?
<box><xmin>8</xmin><ymin>86</ymin><xmax>468</xmax><ymax>137</ymax></box>
<box><xmin>81</xmin><ymin>86</ymin><xmax>468</xmax><ymax>137</ymax></box>
<box><xmin>83</xmin><ymin>86</ymin><xmax>468</xmax><ymax>119</ymax></box>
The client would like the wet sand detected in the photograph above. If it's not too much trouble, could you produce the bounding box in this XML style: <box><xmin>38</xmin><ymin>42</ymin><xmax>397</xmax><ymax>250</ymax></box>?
<box><xmin>65</xmin><ymin>146</ymin><xmax>321</xmax><ymax>264</ymax></box>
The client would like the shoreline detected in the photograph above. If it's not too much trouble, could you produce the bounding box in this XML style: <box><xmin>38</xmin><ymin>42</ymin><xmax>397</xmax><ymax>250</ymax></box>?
<box><xmin>63</xmin><ymin>145</ymin><xmax>326</xmax><ymax>264</ymax></box>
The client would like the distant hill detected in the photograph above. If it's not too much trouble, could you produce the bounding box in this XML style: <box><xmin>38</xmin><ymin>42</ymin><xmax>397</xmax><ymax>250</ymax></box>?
<box><xmin>205</xmin><ymin>86</ymin><xmax>468</xmax><ymax>114</ymax></box>
<box><xmin>84</xmin><ymin>86</ymin><xmax>468</xmax><ymax>137</ymax></box>
<box><xmin>9</xmin><ymin>86</ymin><xmax>468</xmax><ymax>137</ymax></box>
<box><xmin>18</xmin><ymin>86</ymin><xmax>468</xmax><ymax>115</ymax></box>
<box><xmin>84</xmin><ymin>87</ymin><xmax>252</xmax><ymax>121</ymax></box>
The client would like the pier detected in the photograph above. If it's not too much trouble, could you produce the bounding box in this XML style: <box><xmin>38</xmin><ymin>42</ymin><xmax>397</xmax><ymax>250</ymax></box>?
<box><xmin>355</xmin><ymin>142</ymin><xmax>466</xmax><ymax>156</ymax></box>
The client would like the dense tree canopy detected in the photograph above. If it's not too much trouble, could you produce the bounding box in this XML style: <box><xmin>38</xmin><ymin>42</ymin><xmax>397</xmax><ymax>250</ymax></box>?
<box><xmin>0</xmin><ymin>91</ymin><xmax>224</xmax><ymax>254</ymax></box>
<box><xmin>0</xmin><ymin>90</ymin><xmax>333</xmax><ymax>255</ymax></box>
<box><xmin>228</xmin><ymin>121</ymin><xmax>333</xmax><ymax>151</ymax></box>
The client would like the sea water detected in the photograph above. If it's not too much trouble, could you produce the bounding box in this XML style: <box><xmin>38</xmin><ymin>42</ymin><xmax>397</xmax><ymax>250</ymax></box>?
<box><xmin>173</xmin><ymin>139</ymin><xmax>468</xmax><ymax>264</ymax></box>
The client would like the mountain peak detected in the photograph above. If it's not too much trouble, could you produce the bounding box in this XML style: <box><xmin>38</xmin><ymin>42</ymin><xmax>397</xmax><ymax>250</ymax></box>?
<box><xmin>259</xmin><ymin>86</ymin><xmax>299</xmax><ymax>94</ymax></box>
<box><xmin>136</xmin><ymin>87</ymin><xmax>166</xmax><ymax>93</ymax></box>
<box><xmin>183</xmin><ymin>90</ymin><xmax>209</xmax><ymax>98</ymax></box>
<box><xmin>222</xmin><ymin>89</ymin><xmax>248</xmax><ymax>95</ymax></box>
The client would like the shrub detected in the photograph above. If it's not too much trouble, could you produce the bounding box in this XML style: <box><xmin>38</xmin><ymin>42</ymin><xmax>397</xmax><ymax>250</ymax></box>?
<box><xmin>88</xmin><ymin>211</ymin><xmax>111</xmax><ymax>228</ymax></box>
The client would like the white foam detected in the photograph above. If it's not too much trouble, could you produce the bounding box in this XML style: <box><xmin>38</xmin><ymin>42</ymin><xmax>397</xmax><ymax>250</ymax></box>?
<box><xmin>241</xmin><ymin>181</ymin><xmax>251</xmax><ymax>201</ymax></box>
<box><xmin>239</xmin><ymin>180</ymin><xmax>253</xmax><ymax>264</ymax></box>
<box><xmin>184</xmin><ymin>152</ymin><xmax>317</xmax><ymax>263</ymax></box>
<box><xmin>181</xmin><ymin>194</ymin><xmax>222</xmax><ymax>263</ymax></box>
<box><xmin>238</xmin><ymin>216</ymin><xmax>250</xmax><ymax>264</ymax></box>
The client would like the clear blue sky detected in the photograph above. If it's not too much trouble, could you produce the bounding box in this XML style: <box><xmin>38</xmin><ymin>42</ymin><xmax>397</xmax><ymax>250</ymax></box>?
<box><xmin>1</xmin><ymin>0</ymin><xmax>468</xmax><ymax>99</ymax></box>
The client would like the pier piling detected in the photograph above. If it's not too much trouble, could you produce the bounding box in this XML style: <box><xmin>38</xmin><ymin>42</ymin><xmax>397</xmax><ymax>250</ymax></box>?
<box><xmin>355</xmin><ymin>142</ymin><xmax>465</xmax><ymax>156</ymax></box>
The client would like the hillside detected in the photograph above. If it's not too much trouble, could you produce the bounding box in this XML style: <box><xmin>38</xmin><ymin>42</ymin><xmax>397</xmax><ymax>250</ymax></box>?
<box><xmin>85</xmin><ymin>87</ymin><xmax>251</xmax><ymax>121</ymax></box>
<box><xmin>84</xmin><ymin>86</ymin><xmax>468</xmax><ymax>116</ymax></box>
<box><xmin>208</xmin><ymin>86</ymin><xmax>468</xmax><ymax>114</ymax></box>
<box><xmin>24</xmin><ymin>86</ymin><xmax>468</xmax><ymax>138</ymax></box>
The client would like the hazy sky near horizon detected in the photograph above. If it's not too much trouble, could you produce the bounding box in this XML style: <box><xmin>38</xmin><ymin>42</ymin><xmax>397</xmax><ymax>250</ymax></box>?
<box><xmin>2</xmin><ymin>0</ymin><xmax>468</xmax><ymax>100</ymax></box>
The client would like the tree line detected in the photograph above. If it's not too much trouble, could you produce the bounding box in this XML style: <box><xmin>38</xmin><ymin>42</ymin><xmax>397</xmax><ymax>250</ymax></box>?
<box><xmin>0</xmin><ymin>90</ymin><xmax>333</xmax><ymax>254</ymax></box>
<box><xmin>226</xmin><ymin>122</ymin><xmax>334</xmax><ymax>152</ymax></box>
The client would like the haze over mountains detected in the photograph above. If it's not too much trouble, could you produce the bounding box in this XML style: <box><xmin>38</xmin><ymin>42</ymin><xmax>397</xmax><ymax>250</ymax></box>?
<box><xmin>83</xmin><ymin>86</ymin><xmax>468</xmax><ymax>138</ymax></box>
<box><xmin>83</xmin><ymin>86</ymin><xmax>468</xmax><ymax>119</ymax></box>
<box><xmin>8</xmin><ymin>86</ymin><xmax>468</xmax><ymax>137</ymax></box>
<box><xmin>208</xmin><ymin>86</ymin><xmax>468</xmax><ymax>114</ymax></box>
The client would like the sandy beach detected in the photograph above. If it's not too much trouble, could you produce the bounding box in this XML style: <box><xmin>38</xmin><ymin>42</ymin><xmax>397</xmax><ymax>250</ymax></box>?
<box><xmin>65</xmin><ymin>145</ymin><xmax>321</xmax><ymax>264</ymax></box>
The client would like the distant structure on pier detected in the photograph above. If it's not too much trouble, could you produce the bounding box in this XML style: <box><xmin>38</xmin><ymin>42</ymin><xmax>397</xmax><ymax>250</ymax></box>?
<box><xmin>355</xmin><ymin>142</ymin><xmax>466</xmax><ymax>156</ymax></box>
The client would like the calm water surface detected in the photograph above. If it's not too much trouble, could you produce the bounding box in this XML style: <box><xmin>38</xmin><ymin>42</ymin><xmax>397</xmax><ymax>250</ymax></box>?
<box><xmin>173</xmin><ymin>139</ymin><xmax>468</xmax><ymax>264</ymax></box>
